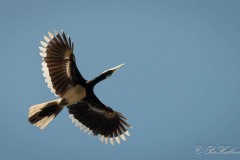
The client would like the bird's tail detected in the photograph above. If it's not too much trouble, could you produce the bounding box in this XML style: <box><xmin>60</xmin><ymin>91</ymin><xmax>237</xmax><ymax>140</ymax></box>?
<box><xmin>28</xmin><ymin>99</ymin><xmax>63</xmax><ymax>129</ymax></box>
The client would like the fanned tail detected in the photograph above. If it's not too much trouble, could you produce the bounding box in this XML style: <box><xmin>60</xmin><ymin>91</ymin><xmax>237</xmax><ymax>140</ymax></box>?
<box><xmin>28</xmin><ymin>99</ymin><xmax>63</xmax><ymax>129</ymax></box>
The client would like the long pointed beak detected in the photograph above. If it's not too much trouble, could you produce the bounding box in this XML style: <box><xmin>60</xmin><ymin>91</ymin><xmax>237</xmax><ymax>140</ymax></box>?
<box><xmin>103</xmin><ymin>63</ymin><xmax>125</xmax><ymax>74</ymax></box>
<box><xmin>111</xmin><ymin>63</ymin><xmax>124</xmax><ymax>72</ymax></box>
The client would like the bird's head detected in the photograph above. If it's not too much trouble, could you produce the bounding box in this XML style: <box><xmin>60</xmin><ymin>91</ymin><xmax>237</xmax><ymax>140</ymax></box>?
<box><xmin>102</xmin><ymin>63</ymin><xmax>124</xmax><ymax>78</ymax></box>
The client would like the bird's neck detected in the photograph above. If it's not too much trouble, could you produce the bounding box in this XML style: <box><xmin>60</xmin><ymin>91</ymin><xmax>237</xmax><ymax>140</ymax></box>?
<box><xmin>88</xmin><ymin>73</ymin><xmax>107</xmax><ymax>87</ymax></box>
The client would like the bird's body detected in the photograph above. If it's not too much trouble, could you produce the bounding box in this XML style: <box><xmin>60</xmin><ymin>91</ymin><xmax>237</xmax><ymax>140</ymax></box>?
<box><xmin>28</xmin><ymin>30</ymin><xmax>131</xmax><ymax>145</ymax></box>
<box><xmin>63</xmin><ymin>85</ymin><xmax>86</xmax><ymax>105</ymax></box>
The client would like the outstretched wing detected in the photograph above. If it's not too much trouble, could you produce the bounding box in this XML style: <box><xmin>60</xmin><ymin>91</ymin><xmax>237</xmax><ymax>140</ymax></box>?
<box><xmin>39</xmin><ymin>30</ymin><xmax>86</xmax><ymax>97</ymax></box>
<box><xmin>67</xmin><ymin>95</ymin><xmax>131</xmax><ymax>145</ymax></box>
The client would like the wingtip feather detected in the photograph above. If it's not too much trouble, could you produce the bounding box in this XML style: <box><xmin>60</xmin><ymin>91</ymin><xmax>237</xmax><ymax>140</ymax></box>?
<box><xmin>48</xmin><ymin>32</ymin><xmax>54</xmax><ymax>39</ymax></box>
<box><xmin>44</xmin><ymin>36</ymin><xmax>50</xmax><ymax>43</ymax></box>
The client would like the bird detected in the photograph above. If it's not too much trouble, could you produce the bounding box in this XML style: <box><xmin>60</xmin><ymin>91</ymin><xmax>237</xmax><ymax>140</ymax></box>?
<box><xmin>28</xmin><ymin>30</ymin><xmax>131</xmax><ymax>145</ymax></box>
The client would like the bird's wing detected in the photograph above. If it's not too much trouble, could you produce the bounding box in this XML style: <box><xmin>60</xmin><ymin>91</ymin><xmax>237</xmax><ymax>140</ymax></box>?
<box><xmin>67</xmin><ymin>95</ymin><xmax>131</xmax><ymax>145</ymax></box>
<box><xmin>40</xmin><ymin>30</ymin><xmax>86</xmax><ymax>97</ymax></box>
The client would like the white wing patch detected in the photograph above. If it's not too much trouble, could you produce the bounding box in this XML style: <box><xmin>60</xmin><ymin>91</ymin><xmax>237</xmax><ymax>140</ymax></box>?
<box><xmin>69</xmin><ymin>114</ymin><xmax>130</xmax><ymax>145</ymax></box>
<box><xmin>39</xmin><ymin>31</ymin><xmax>57</xmax><ymax>96</ymax></box>
<box><xmin>41</xmin><ymin>61</ymin><xmax>56</xmax><ymax>94</ymax></box>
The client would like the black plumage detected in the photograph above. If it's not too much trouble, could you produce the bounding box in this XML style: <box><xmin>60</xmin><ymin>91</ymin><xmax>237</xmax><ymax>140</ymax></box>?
<box><xmin>28</xmin><ymin>30</ymin><xmax>131</xmax><ymax>145</ymax></box>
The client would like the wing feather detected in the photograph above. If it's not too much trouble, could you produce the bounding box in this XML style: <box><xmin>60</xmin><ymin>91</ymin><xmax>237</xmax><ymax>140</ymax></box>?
<box><xmin>67</xmin><ymin>95</ymin><xmax>131</xmax><ymax>145</ymax></box>
<box><xmin>40</xmin><ymin>30</ymin><xmax>86</xmax><ymax>97</ymax></box>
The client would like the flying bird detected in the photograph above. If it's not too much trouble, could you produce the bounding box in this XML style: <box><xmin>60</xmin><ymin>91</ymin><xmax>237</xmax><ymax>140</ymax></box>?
<box><xmin>28</xmin><ymin>30</ymin><xmax>131</xmax><ymax>145</ymax></box>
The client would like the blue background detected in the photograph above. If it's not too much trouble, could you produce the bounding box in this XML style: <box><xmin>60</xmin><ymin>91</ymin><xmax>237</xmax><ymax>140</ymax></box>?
<box><xmin>1</xmin><ymin>0</ymin><xmax>240</xmax><ymax>160</ymax></box>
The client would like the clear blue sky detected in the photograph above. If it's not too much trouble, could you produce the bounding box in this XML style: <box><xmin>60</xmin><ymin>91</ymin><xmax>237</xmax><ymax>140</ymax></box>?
<box><xmin>1</xmin><ymin>0</ymin><xmax>240</xmax><ymax>160</ymax></box>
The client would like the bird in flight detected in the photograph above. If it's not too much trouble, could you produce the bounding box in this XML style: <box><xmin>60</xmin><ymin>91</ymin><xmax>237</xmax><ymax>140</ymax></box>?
<box><xmin>28</xmin><ymin>30</ymin><xmax>131</xmax><ymax>145</ymax></box>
